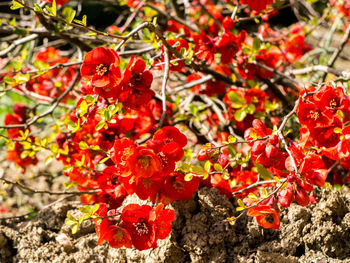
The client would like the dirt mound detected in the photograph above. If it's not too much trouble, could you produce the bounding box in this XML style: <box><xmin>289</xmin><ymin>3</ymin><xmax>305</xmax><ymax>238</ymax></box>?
<box><xmin>1</xmin><ymin>188</ymin><xmax>350</xmax><ymax>263</ymax></box>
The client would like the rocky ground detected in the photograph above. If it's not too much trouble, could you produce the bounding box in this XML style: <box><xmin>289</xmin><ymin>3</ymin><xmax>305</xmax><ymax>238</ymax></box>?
<box><xmin>1</xmin><ymin>187</ymin><xmax>350</xmax><ymax>263</ymax></box>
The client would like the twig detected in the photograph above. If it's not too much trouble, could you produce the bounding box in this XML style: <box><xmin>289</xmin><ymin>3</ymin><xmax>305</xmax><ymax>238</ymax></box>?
<box><xmin>290</xmin><ymin>65</ymin><xmax>350</xmax><ymax>80</ymax></box>
<box><xmin>171</xmin><ymin>75</ymin><xmax>213</xmax><ymax>94</ymax></box>
<box><xmin>0</xmin><ymin>172</ymin><xmax>100</xmax><ymax>195</ymax></box>
<box><xmin>158</xmin><ymin>50</ymin><xmax>170</xmax><ymax>128</ymax></box>
<box><xmin>322</xmin><ymin>24</ymin><xmax>350</xmax><ymax>82</ymax></box>
<box><xmin>233</xmin><ymin>179</ymin><xmax>283</xmax><ymax>195</ymax></box>
<box><xmin>0</xmin><ymin>34</ymin><xmax>38</xmax><ymax>57</ymax></box>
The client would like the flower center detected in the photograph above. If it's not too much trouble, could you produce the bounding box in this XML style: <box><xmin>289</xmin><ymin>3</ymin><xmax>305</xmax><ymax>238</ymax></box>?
<box><xmin>133</xmin><ymin>222</ymin><xmax>149</xmax><ymax>235</ymax></box>
<box><xmin>329</xmin><ymin>98</ymin><xmax>339</xmax><ymax>108</ymax></box>
<box><xmin>265</xmin><ymin>214</ymin><xmax>275</xmax><ymax>224</ymax></box>
<box><xmin>173</xmin><ymin>180</ymin><xmax>184</xmax><ymax>192</ymax></box>
<box><xmin>96</xmin><ymin>64</ymin><xmax>108</xmax><ymax>76</ymax></box>
<box><xmin>139</xmin><ymin>156</ymin><xmax>150</xmax><ymax>168</ymax></box>
<box><xmin>130</xmin><ymin>74</ymin><xmax>142</xmax><ymax>86</ymax></box>
<box><xmin>308</xmin><ymin>110</ymin><xmax>320</xmax><ymax>120</ymax></box>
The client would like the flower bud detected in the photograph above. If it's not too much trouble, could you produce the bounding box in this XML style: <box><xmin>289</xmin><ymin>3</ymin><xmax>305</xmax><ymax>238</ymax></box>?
<box><xmin>265</xmin><ymin>144</ymin><xmax>278</xmax><ymax>158</ymax></box>
<box><xmin>295</xmin><ymin>183</ymin><xmax>309</xmax><ymax>207</ymax></box>
<box><xmin>278</xmin><ymin>183</ymin><xmax>294</xmax><ymax>207</ymax></box>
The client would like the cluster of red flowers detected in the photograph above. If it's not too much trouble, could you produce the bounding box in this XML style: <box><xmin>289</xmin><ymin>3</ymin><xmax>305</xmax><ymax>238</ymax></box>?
<box><xmin>297</xmin><ymin>85</ymin><xmax>350</xmax><ymax>182</ymax></box>
<box><xmin>3</xmin><ymin>0</ymin><xmax>350</xmax><ymax>249</ymax></box>
<box><xmin>49</xmin><ymin>48</ymin><xmax>201</xmax><ymax>249</ymax></box>
<box><xmin>110</xmin><ymin>126</ymin><xmax>199</xmax><ymax>204</ymax></box>
<box><xmin>80</xmin><ymin>48</ymin><xmax>154</xmax><ymax>110</ymax></box>
<box><xmin>95</xmin><ymin>203</ymin><xmax>174</xmax><ymax>250</ymax></box>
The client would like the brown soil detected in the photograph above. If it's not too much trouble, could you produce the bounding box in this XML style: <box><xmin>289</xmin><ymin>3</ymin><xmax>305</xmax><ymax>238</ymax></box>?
<box><xmin>1</xmin><ymin>187</ymin><xmax>350</xmax><ymax>263</ymax></box>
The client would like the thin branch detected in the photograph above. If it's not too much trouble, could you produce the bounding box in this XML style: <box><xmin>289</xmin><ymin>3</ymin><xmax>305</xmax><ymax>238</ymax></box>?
<box><xmin>0</xmin><ymin>173</ymin><xmax>100</xmax><ymax>195</ymax></box>
<box><xmin>233</xmin><ymin>179</ymin><xmax>282</xmax><ymax>196</ymax></box>
<box><xmin>290</xmin><ymin>65</ymin><xmax>350</xmax><ymax>80</ymax></box>
<box><xmin>0</xmin><ymin>34</ymin><xmax>38</xmax><ymax>57</ymax></box>
<box><xmin>322</xmin><ymin>24</ymin><xmax>350</xmax><ymax>82</ymax></box>
<box><xmin>158</xmin><ymin>50</ymin><xmax>170</xmax><ymax>128</ymax></box>
<box><xmin>172</xmin><ymin>75</ymin><xmax>214</xmax><ymax>94</ymax></box>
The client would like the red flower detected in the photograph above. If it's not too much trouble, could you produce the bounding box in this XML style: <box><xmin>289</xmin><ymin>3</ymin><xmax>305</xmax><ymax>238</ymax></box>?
<box><xmin>294</xmin><ymin>183</ymin><xmax>310</xmax><ymax>206</ymax></box>
<box><xmin>297</xmin><ymin>99</ymin><xmax>333</xmax><ymax>130</ymax></box>
<box><xmin>80</xmin><ymin>47</ymin><xmax>122</xmax><ymax>97</ymax></box>
<box><xmin>317</xmin><ymin>85</ymin><xmax>350</xmax><ymax>113</ymax></box>
<box><xmin>120</xmin><ymin>204</ymin><xmax>174</xmax><ymax>250</ymax></box>
<box><xmin>120</xmin><ymin>204</ymin><xmax>157</xmax><ymax>250</ymax></box>
<box><xmin>132</xmin><ymin>147</ymin><xmax>163</xmax><ymax>180</ymax></box>
<box><xmin>119</xmin><ymin>56</ymin><xmax>154</xmax><ymax>109</ymax></box>
<box><xmin>247</xmin><ymin>205</ymin><xmax>280</xmax><ymax>229</ymax></box>
<box><xmin>4</xmin><ymin>114</ymin><xmax>24</xmax><ymax>139</ymax></box>
<box><xmin>96</xmin><ymin>220</ymin><xmax>132</xmax><ymax>249</ymax></box>
<box><xmin>152</xmin><ymin>126</ymin><xmax>187</xmax><ymax>148</ymax></box>
<box><xmin>162</xmin><ymin>172</ymin><xmax>200</xmax><ymax>203</ymax></box>
<box><xmin>147</xmin><ymin>126</ymin><xmax>187</xmax><ymax>164</ymax></box>
<box><xmin>154</xmin><ymin>204</ymin><xmax>175</xmax><ymax>239</ymax></box>
<box><xmin>286</xmin><ymin>146</ymin><xmax>328</xmax><ymax>187</ymax></box>
<box><xmin>193</xmin><ymin>31</ymin><xmax>216</xmax><ymax>64</ymax></box>
<box><xmin>110</xmin><ymin>138</ymin><xmax>137</xmax><ymax>177</ymax></box>
<box><xmin>240</xmin><ymin>0</ymin><xmax>274</xmax><ymax>13</ymax></box>
<box><xmin>245</xmin><ymin>88</ymin><xmax>266</xmax><ymax>112</ymax></box>
<box><xmin>214</xmin><ymin>30</ymin><xmax>246</xmax><ymax>64</ymax></box>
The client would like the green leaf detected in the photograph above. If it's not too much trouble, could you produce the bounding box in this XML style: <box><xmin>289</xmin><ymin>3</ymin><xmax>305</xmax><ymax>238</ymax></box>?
<box><xmin>254</xmin><ymin>162</ymin><xmax>273</xmax><ymax>180</ymax></box>
<box><xmin>34</xmin><ymin>3</ymin><xmax>44</xmax><ymax>12</ymax></box>
<box><xmin>10</xmin><ymin>0</ymin><xmax>24</xmax><ymax>10</ymax></box>
<box><xmin>71</xmin><ymin>223</ymin><xmax>79</xmax><ymax>234</ymax></box>
<box><xmin>252</xmin><ymin>37</ymin><xmax>261</xmax><ymax>52</ymax></box>
<box><xmin>228</xmin><ymin>135</ymin><xmax>236</xmax><ymax>144</ymax></box>
<box><xmin>237</xmin><ymin>199</ymin><xmax>246</xmax><ymax>208</ymax></box>
<box><xmin>9</xmin><ymin>18</ymin><xmax>16</xmax><ymax>27</ymax></box>
<box><xmin>92</xmin><ymin>204</ymin><xmax>100</xmax><ymax>214</ymax></box>
<box><xmin>189</xmin><ymin>166</ymin><xmax>207</xmax><ymax>175</ymax></box>
<box><xmin>85</xmin><ymin>32</ymin><xmax>97</xmax><ymax>36</ymax></box>
<box><xmin>246</xmin><ymin>104</ymin><xmax>256</xmax><ymax>114</ymax></box>
<box><xmin>52</xmin><ymin>0</ymin><xmax>56</xmax><ymax>16</ymax></box>
<box><xmin>78</xmin><ymin>141</ymin><xmax>89</xmax><ymax>150</ymax></box>
<box><xmin>78</xmin><ymin>100</ymin><xmax>88</xmax><ymax>116</ymax></box>
<box><xmin>99</xmin><ymin>156</ymin><xmax>110</xmax><ymax>163</ymax></box>
<box><xmin>96</xmin><ymin>120</ymin><xmax>105</xmax><ymax>131</ymax></box>
<box><xmin>204</xmin><ymin>161</ymin><xmax>212</xmax><ymax>172</ymax></box>
<box><xmin>3</xmin><ymin>76</ymin><xmax>15</xmax><ymax>85</ymax></box>
<box><xmin>234</xmin><ymin>108</ymin><xmax>247</xmax><ymax>122</ymax></box>
<box><xmin>227</xmin><ymin>91</ymin><xmax>246</xmax><ymax>108</ymax></box>
<box><xmin>82</xmin><ymin>15</ymin><xmax>87</xmax><ymax>26</ymax></box>
<box><xmin>85</xmin><ymin>95</ymin><xmax>95</xmax><ymax>103</ymax></box>
<box><xmin>184</xmin><ymin>173</ymin><xmax>194</xmax><ymax>181</ymax></box>
<box><xmin>213</xmin><ymin>163</ymin><xmax>223</xmax><ymax>172</ymax></box>
<box><xmin>65</xmin><ymin>217</ymin><xmax>76</xmax><ymax>225</ymax></box>
<box><xmin>62</xmin><ymin>7</ymin><xmax>76</xmax><ymax>25</ymax></box>
<box><xmin>79</xmin><ymin>205</ymin><xmax>92</xmax><ymax>214</ymax></box>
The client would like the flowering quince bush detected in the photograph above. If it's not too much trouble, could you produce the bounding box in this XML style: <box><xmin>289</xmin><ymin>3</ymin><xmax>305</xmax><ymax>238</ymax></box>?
<box><xmin>1</xmin><ymin>0</ymin><xmax>350</xmax><ymax>252</ymax></box>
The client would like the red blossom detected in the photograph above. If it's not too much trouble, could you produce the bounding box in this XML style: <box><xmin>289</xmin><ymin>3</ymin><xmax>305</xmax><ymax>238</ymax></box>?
<box><xmin>80</xmin><ymin>47</ymin><xmax>122</xmax><ymax>97</ymax></box>
<box><xmin>247</xmin><ymin>205</ymin><xmax>280</xmax><ymax>229</ymax></box>
<box><xmin>240</xmin><ymin>0</ymin><xmax>274</xmax><ymax>14</ymax></box>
